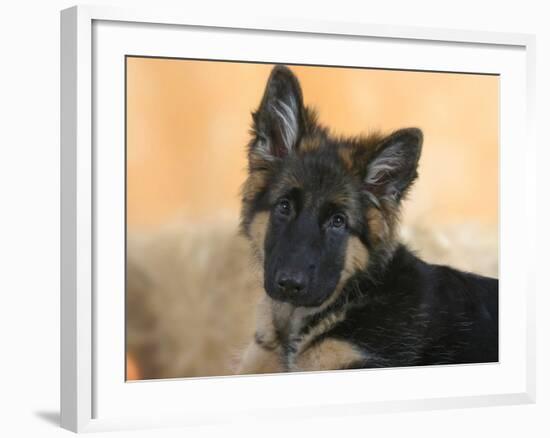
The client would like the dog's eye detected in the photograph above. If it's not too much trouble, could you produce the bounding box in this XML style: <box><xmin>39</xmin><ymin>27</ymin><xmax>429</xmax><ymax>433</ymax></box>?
<box><xmin>277</xmin><ymin>199</ymin><xmax>291</xmax><ymax>215</ymax></box>
<box><xmin>330</xmin><ymin>213</ymin><xmax>347</xmax><ymax>228</ymax></box>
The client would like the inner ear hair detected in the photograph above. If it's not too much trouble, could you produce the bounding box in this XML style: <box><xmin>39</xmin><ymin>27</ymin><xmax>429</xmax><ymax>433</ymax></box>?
<box><xmin>269</xmin><ymin>97</ymin><xmax>299</xmax><ymax>157</ymax></box>
<box><xmin>250</xmin><ymin>65</ymin><xmax>306</xmax><ymax>161</ymax></box>
<box><xmin>364</xmin><ymin>128</ymin><xmax>423</xmax><ymax>204</ymax></box>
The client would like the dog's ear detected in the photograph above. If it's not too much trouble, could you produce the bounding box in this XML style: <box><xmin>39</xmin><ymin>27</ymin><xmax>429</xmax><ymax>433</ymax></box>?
<box><xmin>249</xmin><ymin>65</ymin><xmax>306</xmax><ymax>163</ymax></box>
<box><xmin>364</xmin><ymin>128</ymin><xmax>423</xmax><ymax>204</ymax></box>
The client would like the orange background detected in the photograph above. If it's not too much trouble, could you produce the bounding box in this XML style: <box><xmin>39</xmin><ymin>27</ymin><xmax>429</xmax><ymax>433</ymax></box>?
<box><xmin>126</xmin><ymin>58</ymin><xmax>498</xmax><ymax>230</ymax></box>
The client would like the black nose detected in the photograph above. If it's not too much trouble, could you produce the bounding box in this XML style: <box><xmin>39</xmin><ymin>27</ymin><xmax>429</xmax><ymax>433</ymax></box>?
<box><xmin>276</xmin><ymin>271</ymin><xmax>308</xmax><ymax>294</ymax></box>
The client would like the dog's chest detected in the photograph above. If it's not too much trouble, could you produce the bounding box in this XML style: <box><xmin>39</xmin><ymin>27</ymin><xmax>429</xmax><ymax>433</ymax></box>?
<box><xmin>273</xmin><ymin>305</ymin><xmax>347</xmax><ymax>371</ymax></box>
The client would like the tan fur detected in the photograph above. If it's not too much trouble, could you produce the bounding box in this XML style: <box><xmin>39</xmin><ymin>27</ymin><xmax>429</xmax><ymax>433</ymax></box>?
<box><xmin>344</xmin><ymin>236</ymin><xmax>369</xmax><ymax>275</ymax></box>
<box><xmin>242</xmin><ymin>171</ymin><xmax>268</xmax><ymax>202</ymax></box>
<box><xmin>275</xmin><ymin>173</ymin><xmax>302</xmax><ymax>194</ymax></box>
<box><xmin>248</xmin><ymin>212</ymin><xmax>269</xmax><ymax>262</ymax></box>
<box><xmin>288</xmin><ymin>308</ymin><xmax>347</xmax><ymax>371</ymax></box>
<box><xmin>300</xmin><ymin>137</ymin><xmax>322</xmax><ymax>153</ymax></box>
<box><xmin>338</xmin><ymin>147</ymin><xmax>354</xmax><ymax>169</ymax></box>
<box><xmin>252</xmin><ymin>295</ymin><xmax>279</xmax><ymax>348</ymax></box>
<box><xmin>366</xmin><ymin>208</ymin><xmax>390</xmax><ymax>245</ymax></box>
<box><xmin>238</xmin><ymin>295</ymin><xmax>286</xmax><ymax>374</ymax></box>
<box><xmin>329</xmin><ymin>193</ymin><xmax>357</xmax><ymax>212</ymax></box>
<box><xmin>237</xmin><ymin>341</ymin><xmax>282</xmax><ymax>374</ymax></box>
<box><xmin>293</xmin><ymin>338</ymin><xmax>365</xmax><ymax>371</ymax></box>
<box><xmin>241</xmin><ymin>296</ymin><xmax>352</xmax><ymax>373</ymax></box>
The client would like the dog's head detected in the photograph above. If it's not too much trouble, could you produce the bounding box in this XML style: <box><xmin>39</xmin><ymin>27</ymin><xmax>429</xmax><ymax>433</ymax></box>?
<box><xmin>241</xmin><ymin>66</ymin><xmax>423</xmax><ymax>308</ymax></box>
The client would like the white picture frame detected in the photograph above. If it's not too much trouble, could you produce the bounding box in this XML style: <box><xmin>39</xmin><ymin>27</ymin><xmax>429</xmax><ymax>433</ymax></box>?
<box><xmin>60</xmin><ymin>4</ymin><xmax>537</xmax><ymax>433</ymax></box>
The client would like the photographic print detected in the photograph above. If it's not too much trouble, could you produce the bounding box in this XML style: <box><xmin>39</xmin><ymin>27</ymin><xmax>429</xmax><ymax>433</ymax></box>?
<box><xmin>125</xmin><ymin>58</ymin><xmax>499</xmax><ymax>380</ymax></box>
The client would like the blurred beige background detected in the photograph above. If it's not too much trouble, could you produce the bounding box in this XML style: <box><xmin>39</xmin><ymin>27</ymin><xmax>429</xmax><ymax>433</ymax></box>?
<box><xmin>127</xmin><ymin>58</ymin><xmax>498</xmax><ymax>230</ymax></box>
<box><xmin>125</xmin><ymin>58</ymin><xmax>499</xmax><ymax>381</ymax></box>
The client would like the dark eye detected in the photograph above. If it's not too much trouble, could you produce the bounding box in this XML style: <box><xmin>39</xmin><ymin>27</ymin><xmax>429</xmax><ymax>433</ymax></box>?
<box><xmin>330</xmin><ymin>213</ymin><xmax>347</xmax><ymax>229</ymax></box>
<box><xmin>277</xmin><ymin>199</ymin><xmax>291</xmax><ymax>215</ymax></box>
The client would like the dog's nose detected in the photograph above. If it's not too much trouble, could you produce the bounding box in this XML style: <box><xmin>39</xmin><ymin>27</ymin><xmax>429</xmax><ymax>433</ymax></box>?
<box><xmin>276</xmin><ymin>271</ymin><xmax>308</xmax><ymax>294</ymax></box>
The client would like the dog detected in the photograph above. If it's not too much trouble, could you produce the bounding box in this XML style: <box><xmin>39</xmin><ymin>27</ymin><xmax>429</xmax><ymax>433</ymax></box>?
<box><xmin>237</xmin><ymin>65</ymin><xmax>498</xmax><ymax>374</ymax></box>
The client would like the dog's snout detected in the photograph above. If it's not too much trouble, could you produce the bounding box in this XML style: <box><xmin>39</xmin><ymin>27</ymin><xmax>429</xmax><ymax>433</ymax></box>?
<box><xmin>276</xmin><ymin>271</ymin><xmax>308</xmax><ymax>294</ymax></box>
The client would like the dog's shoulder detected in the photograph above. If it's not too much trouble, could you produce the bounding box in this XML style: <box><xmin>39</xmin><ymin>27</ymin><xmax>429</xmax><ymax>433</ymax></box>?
<box><xmin>322</xmin><ymin>245</ymin><xmax>499</xmax><ymax>367</ymax></box>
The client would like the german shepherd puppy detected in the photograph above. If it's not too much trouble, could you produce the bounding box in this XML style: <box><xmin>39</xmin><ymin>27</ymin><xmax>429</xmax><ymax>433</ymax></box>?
<box><xmin>238</xmin><ymin>65</ymin><xmax>498</xmax><ymax>374</ymax></box>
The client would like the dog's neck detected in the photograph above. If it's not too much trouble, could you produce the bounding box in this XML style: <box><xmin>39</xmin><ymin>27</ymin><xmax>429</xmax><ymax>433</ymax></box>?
<box><xmin>269</xmin><ymin>245</ymin><xmax>405</xmax><ymax>349</ymax></box>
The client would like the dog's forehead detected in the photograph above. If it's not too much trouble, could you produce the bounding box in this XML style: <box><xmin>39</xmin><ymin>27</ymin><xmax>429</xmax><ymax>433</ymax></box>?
<box><xmin>270</xmin><ymin>151</ymin><xmax>359</xmax><ymax>209</ymax></box>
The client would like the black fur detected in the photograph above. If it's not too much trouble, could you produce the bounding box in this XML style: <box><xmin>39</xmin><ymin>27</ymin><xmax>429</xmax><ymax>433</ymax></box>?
<box><xmin>302</xmin><ymin>245</ymin><xmax>498</xmax><ymax>367</ymax></box>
